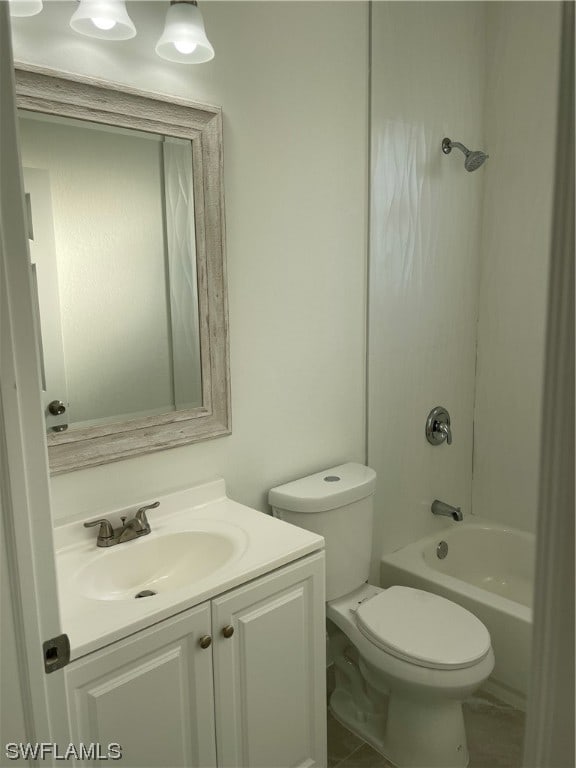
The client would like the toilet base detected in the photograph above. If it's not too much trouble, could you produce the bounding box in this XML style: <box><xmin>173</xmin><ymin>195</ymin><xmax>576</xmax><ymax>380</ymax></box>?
<box><xmin>328</xmin><ymin>625</ymin><xmax>389</xmax><ymax>757</ymax></box>
<box><xmin>329</xmin><ymin>687</ymin><xmax>388</xmax><ymax>757</ymax></box>
<box><xmin>383</xmin><ymin>691</ymin><xmax>469</xmax><ymax>768</ymax></box>
<box><xmin>330</xmin><ymin>686</ymin><xmax>470</xmax><ymax>768</ymax></box>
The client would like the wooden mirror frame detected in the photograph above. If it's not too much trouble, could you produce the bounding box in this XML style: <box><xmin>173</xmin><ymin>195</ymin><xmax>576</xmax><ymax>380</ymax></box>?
<box><xmin>15</xmin><ymin>65</ymin><xmax>230</xmax><ymax>474</ymax></box>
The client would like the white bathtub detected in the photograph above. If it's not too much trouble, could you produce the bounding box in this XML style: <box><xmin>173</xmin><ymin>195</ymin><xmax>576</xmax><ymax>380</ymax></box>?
<box><xmin>380</xmin><ymin>521</ymin><xmax>535</xmax><ymax>709</ymax></box>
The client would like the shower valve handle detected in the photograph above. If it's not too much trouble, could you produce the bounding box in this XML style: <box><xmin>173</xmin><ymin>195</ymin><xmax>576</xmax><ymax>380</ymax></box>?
<box><xmin>425</xmin><ymin>406</ymin><xmax>452</xmax><ymax>446</ymax></box>
<box><xmin>436</xmin><ymin>420</ymin><xmax>452</xmax><ymax>445</ymax></box>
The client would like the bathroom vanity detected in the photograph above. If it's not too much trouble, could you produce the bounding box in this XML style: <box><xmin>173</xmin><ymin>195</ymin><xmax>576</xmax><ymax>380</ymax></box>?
<box><xmin>55</xmin><ymin>480</ymin><xmax>326</xmax><ymax>767</ymax></box>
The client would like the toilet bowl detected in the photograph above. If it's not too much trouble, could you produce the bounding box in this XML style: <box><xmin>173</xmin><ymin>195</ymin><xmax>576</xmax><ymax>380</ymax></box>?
<box><xmin>269</xmin><ymin>463</ymin><xmax>495</xmax><ymax>768</ymax></box>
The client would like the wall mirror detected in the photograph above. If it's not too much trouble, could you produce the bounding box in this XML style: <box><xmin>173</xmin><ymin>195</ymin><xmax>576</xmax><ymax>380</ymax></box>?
<box><xmin>15</xmin><ymin>66</ymin><xmax>230</xmax><ymax>474</ymax></box>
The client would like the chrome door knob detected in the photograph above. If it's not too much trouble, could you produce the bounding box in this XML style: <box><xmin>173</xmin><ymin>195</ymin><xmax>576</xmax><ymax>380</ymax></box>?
<box><xmin>222</xmin><ymin>625</ymin><xmax>234</xmax><ymax>638</ymax></box>
<box><xmin>48</xmin><ymin>400</ymin><xmax>66</xmax><ymax>416</ymax></box>
<box><xmin>199</xmin><ymin>635</ymin><xmax>212</xmax><ymax>649</ymax></box>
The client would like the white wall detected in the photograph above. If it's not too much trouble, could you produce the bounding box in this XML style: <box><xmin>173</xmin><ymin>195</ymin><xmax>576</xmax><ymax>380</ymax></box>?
<box><xmin>11</xmin><ymin>1</ymin><xmax>369</xmax><ymax>520</ymax></box>
<box><xmin>368</xmin><ymin>1</ymin><xmax>487</xmax><ymax>561</ymax></box>
<box><xmin>472</xmin><ymin>2</ymin><xmax>561</xmax><ymax>532</ymax></box>
<box><xmin>20</xmin><ymin>116</ymin><xmax>175</xmax><ymax>425</ymax></box>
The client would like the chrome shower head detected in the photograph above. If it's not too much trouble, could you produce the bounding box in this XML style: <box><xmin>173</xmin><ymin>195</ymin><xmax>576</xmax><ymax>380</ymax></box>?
<box><xmin>464</xmin><ymin>150</ymin><xmax>489</xmax><ymax>172</ymax></box>
<box><xmin>442</xmin><ymin>137</ymin><xmax>489</xmax><ymax>172</ymax></box>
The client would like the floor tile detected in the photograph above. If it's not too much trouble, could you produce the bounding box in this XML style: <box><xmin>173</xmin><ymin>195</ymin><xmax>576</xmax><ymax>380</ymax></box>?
<box><xmin>327</xmin><ymin>712</ymin><xmax>364</xmax><ymax>767</ymax></box>
<box><xmin>464</xmin><ymin>693</ymin><xmax>525</xmax><ymax>768</ymax></box>
<box><xmin>336</xmin><ymin>742</ymin><xmax>394</xmax><ymax>768</ymax></box>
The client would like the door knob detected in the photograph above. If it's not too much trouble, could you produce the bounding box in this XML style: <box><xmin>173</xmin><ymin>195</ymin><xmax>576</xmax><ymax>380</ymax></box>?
<box><xmin>222</xmin><ymin>625</ymin><xmax>234</xmax><ymax>638</ymax></box>
<box><xmin>48</xmin><ymin>400</ymin><xmax>66</xmax><ymax>416</ymax></box>
<box><xmin>199</xmin><ymin>635</ymin><xmax>212</xmax><ymax>649</ymax></box>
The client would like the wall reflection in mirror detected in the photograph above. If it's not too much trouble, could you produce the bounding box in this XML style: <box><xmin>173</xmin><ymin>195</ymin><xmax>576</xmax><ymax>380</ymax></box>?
<box><xmin>18</xmin><ymin>111</ymin><xmax>202</xmax><ymax>433</ymax></box>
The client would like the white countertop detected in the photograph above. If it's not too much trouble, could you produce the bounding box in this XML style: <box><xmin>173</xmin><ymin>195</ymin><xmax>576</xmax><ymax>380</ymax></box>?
<box><xmin>55</xmin><ymin>479</ymin><xmax>324</xmax><ymax>660</ymax></box>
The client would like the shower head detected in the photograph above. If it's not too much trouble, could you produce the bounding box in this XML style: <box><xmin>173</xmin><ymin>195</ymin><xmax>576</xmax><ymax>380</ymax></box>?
<box><xmin>464</xmin><ymin>150</ymin><xmax>489</xmax><ymax>172</ymax></box>
<box><xmin>442</xmin><ymin>137</ymin><xmax>489</xmax><ymax>172</ymax></box>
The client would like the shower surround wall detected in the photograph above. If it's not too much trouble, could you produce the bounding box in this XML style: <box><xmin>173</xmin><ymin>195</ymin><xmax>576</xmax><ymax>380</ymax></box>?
<box><xmin>369</xmin><ymin>1</ymin><xmax>562</xmax><ymax>562</ymax></box>
<box><xmin>472</xmin><ymin>2</ymin><xmax>561</xmax><ymax>533</ymax></box>
<box><xmin>368</xmin><ymin>1</ymin><xmax>486</xmax><ymax>561</ymax></box>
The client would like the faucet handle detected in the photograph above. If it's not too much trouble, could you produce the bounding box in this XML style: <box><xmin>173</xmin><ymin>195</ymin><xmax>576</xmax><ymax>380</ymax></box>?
<box><xmin>438</xmin><ymin>421</ymin><xmax>452</xmax><ymax>445</ymax></box>
<box><xmin>83</xmin><ymin>518</ymin><xmax>114</xmax><ymax>541</ymax></box>
<box><xmin>135</xmin><ymin>501</ymin><xmax>159</xmax><ymax>527</ymax></box>
<box><xmin>426</xmin><ymin>406</ymin><xmax>452</xmax><ymax>446</ymax></box>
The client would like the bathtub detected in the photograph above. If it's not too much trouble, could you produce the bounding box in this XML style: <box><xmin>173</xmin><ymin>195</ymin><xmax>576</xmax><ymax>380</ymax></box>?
<box><xmin>380</xmin><ymin>521</ymin><xmax>535</xmax><ymax>709</ymax></box>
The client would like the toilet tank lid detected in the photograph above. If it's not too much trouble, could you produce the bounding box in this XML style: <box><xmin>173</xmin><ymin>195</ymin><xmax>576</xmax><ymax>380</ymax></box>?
<box><xmin>268</xmin><ymin>463</ymin><xmax>376</xmax><ymax>513</ymax></box>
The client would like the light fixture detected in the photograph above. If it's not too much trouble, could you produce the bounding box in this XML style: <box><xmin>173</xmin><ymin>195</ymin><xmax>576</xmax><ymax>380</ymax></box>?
<box><xmin>70</xmin><ymin>0</ymin><xmax>136</xmax><ymax>40</ymax></box>
<box><xmin>9</xmin><ymin>0</ymin><xmax>43</xmax><ymax>17</ymax></box>
<box><xmin>156</xmin><ymin>1</ymin><xmax>214</xmax><ymax>64</ymax></box>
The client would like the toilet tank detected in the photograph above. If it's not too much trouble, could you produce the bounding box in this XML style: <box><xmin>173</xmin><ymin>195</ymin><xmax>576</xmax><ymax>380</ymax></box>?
<box><xmin>269</xmin><ymin>463</ymin><xmax>376</xmax><ymax>601</ymax></box>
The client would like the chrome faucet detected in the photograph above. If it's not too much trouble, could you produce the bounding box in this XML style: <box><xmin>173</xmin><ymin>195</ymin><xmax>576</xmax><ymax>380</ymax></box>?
<box><xmin>431</xmin><ymin>499</ymin><xmax>463</xmax><ymax>521</ymax></box>
<box><xmin>84</xmin><ymin>502</ymin><xmax>159</xmax><ymax>547</ymax></box>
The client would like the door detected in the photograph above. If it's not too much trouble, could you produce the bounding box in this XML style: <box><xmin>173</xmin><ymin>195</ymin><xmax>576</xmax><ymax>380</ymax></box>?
<box><xmin>66</xmin><ymin>603</ymin><xmax>216</xmax><ymax>768</ymax></box>
<box><xmin>212</xmin><ymin>553</ymin><xmax>327</xmax><ymax>768</ymax></box>
<box><xmin>0</xmin><ymin>4</ymin><xmax>70</xmax><ymax>753</ymax></box>
<box><xmin>22</xmin><ymin>167</ymin><xmax>69</xmax><ymax>431</ymax></box>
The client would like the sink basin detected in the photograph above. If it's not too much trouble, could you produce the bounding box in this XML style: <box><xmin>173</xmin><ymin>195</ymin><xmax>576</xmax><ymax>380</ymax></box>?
<box><xmin>76</xmin><ymin>531</ymin><xmax>238</xmax><ymax>601</ymax></box>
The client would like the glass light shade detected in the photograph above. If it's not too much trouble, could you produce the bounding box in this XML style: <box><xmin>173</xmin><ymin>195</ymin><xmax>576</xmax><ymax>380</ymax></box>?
<box><xmin>155</xmin><ymin>2</ymin><xmax>214</xmax><ymax>64</ymax></box>
<box><xmin>9</xmin><ymin>0</ymin><xmax>43</xmax><ymax>17</ymax></box>
<box><xmin>70</xmin><ymin>0</ymin><xmax>136</xmax><ymax>40</ymax></box>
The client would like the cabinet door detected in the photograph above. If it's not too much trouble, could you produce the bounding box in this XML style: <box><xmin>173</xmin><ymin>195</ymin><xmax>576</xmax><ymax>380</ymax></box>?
<box><xmin>212</xmin><ymin>553</ymin><xmax>327</xmax><ymax>768</ymax></box>
<box><xmin>65</xmin><ymin>603</ymin><xmax>216</xmax><ymax>767</ymax></box>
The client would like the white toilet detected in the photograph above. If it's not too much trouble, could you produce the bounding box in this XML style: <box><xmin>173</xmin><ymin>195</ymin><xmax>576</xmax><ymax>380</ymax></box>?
<box><xmin>269</xmin><ymin>463</ymin><xmax>494</xmax><ymax>768</ymax></box>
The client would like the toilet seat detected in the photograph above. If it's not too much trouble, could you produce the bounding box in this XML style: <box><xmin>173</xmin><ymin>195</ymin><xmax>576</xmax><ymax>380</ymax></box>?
<box><xmin>355</xmin><ymin>586</ymin><xmax>491</xmax><ymax>670</ymax></box>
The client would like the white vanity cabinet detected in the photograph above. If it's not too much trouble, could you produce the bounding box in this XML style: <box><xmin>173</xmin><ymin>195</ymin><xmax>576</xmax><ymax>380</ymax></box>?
<box><xmin>65</xmin><ymin>552</ymin><xmax>326</xmax><ymax>768</ymax></box>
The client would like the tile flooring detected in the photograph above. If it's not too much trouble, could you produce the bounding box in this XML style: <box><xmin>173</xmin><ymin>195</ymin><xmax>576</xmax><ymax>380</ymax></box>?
<box><xmin>327</xmin><ymin>685</ymin><xmax>525</xmax><ymax>768</ymax></box>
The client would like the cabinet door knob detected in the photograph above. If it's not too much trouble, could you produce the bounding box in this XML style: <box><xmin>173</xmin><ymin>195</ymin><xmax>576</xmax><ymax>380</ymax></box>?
<box><xmin>199</xmin><ymin>635</ymin><xmax>212</xmax><ymax>649</ymax></box>
<box><xmin>222</xmin><ymin>625</ymin><xmax>234</xmax><ymax>638</ymax></box>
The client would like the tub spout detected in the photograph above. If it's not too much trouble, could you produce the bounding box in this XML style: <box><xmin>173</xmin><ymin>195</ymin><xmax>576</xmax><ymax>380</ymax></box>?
<box><xmin>431</xmin><ymin>499</ymin><xmax>463</xmax><ymax>521</ymax></box>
